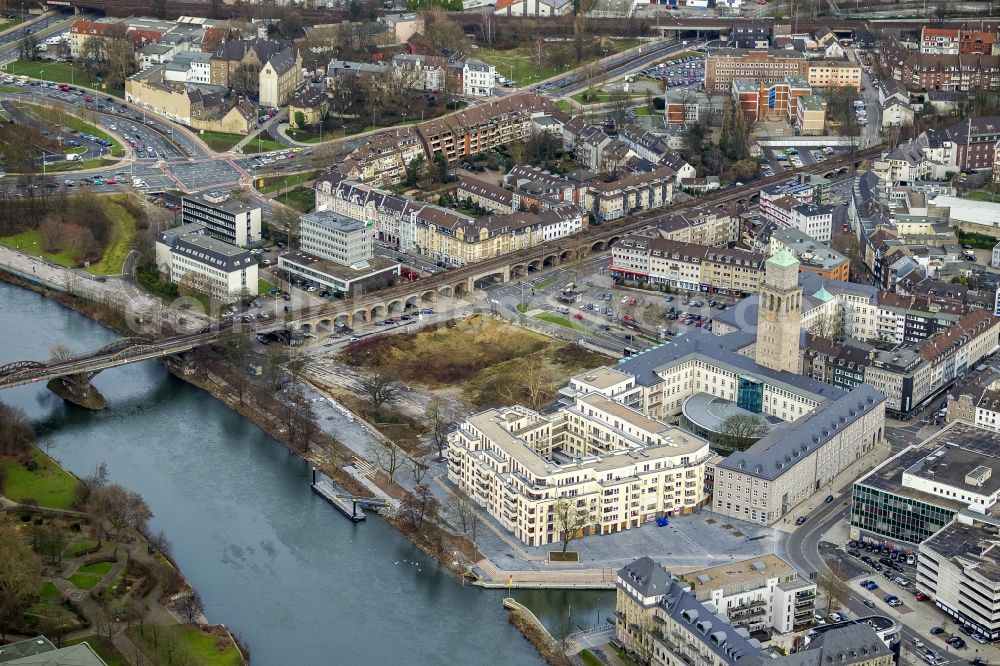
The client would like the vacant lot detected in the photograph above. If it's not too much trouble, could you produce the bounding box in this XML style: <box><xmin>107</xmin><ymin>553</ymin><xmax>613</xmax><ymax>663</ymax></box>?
<box><xmin>341</xmin><ymin>316</ymin><xmax>610</xmax><ymax>409</ymax></box>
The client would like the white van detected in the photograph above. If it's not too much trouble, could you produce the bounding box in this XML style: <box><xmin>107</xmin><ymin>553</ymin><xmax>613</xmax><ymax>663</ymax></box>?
<box><xmin>556</xmin><ymin>306</ymin><xmax>570</xmax><ymax>315</ymax></box>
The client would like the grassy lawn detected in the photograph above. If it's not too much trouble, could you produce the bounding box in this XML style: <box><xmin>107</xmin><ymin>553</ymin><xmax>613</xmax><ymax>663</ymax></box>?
<box><xmin>556</xmin><ymin>99</ymin><xmax>573</xmax><ymax>113</ymax></box>
<box><xmin>286</xmin><ymin>128</ymin><xmax>332</xmax><ymax>143</ymax></box>
<box><xmin>515</xmin><ymin>303</ymin><xmax>531</xmax><ymax>313</ymax></box>
<box><xmin>5</xmin><ymin>61</ymin><xmax>123</xmax><ymax>98</ymax></box>
<box><xmin>0</xmin><ymin>196</ymin><xmax>137</xmax><ymax>274</ymax></box>
<box><xmin>240</xmin><ymin>133</ymin><xmax>285</xmax><ymax>154</ymax></box>
<box><xmin>127</xmin><ymin>625</ymin><xmax>242</xmax><ymax>666</ymax></box>
<box><xmin>44</xmin><ymin>157</ymin><xmax>115</xmax><ymax>172</ymax></box>
<box><xmin>967</xmin><ymin>189</ymin><xmax>1000</xmax><ymax>203</ymax></box>
<box><xmin>257</xmin><ymin>170</ymin><xmax>318</xmax><ymax>194</ymax></box>
<box><xmin>0</xmin><ymin>18</ymin><xmax>23</xmax><ymax>32</ymax></box>
<box><xmin>66</xmin><ymin>637</ymin><xmax>128</xmax><ymax>666</ymax></box>
<box><xmin>277</xmin><ymin>187</ymin><xmax>315</xmax><ymax>213</ymax></box>
<box><xmin>84</xmin><ymin>197</ymin><xmax>136</xmax><ymax>275</ymax></box>
<box><xmin>0</xmin><ymin>228</ymin><xmax>76</xmax><ymax>267</ymax></box>
<box><xmin>39</xmin><ymin>581</ymin><xmax>61</xmax><ymax>599</ymax></box>
<box><xmin>16</xmin><ymin>102</ymin><xmax>123</xmax><ymax>157</ymax></box>
<box><xmin>0</xmin><ymin>447</ymin><xmax>79</xmax><ymax>510</ymax></box>
<box><xmin>258</xmin><ymin>278</ymin><xmax>275</xmax><ymax>294</ymax></box>
<box><xmin>476</xmin><ymin>38</ymin><xmax>642</xmax><ymax>87</ymax></box>
<box><xmin>533</xmin><ymin>276</ymin><xmax>558</xmax><ymax>289</ymax></box>
<box><xmin>65</xmin><ymin>539</ymin><xmax>99</xmax><ymax>558</ymax></box>
<box><xmin>535</xmin><ymin>312</ymin><xmax>587</xmax><ymax>331</ymax></box>
<box><xmin>196</xmin><ymin>130</ymin><xmax>246</xmax><ymax>152</ymax></box>
<box><xmin>571</xmin><ymin>90</ymin><xmax>645</xmax><ymax>105</ymax></box>
<box><xmin>68</xmin><ymin>572</ymin><xmax>103</xmax><ymax>590</ymax></box>
<box><xmin>77</xmin><ymin>561</ymin><xmax>115</xmax><ymax>575</ymax></box>
<box><xmin>579</xmin><ymin>649</ymin><xmax>602</xmax><ymax>666</ymax></box>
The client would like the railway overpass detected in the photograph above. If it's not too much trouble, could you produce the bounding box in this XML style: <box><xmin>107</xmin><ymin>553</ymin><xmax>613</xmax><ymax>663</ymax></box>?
<box><xmin>0</xmin><ymin>144</ymin><xmax>877</xmax><ymax>399</ymax></box>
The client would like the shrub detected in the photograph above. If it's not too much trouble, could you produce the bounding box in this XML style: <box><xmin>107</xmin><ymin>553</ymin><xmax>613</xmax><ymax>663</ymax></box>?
<box><xmin>24</xmin><ymin>458</ymin><xmax>38</xmax><ymax>471</ymax></box>
<box><xmin>70</xmin><ymin>523</ymin><xmax>81</xmax><ymax>532</ymax></box>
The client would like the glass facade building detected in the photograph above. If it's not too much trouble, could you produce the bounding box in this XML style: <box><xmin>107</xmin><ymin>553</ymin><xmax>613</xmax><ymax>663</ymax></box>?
<box><xmin>851</xmin><ymin>482</ymin><xmax>958</xmax><ymax>545</ymax></box>
<box><xmin>737</xmin><ymin>376</ymin><xmax>764</xmax><ymax>413</ymax></box>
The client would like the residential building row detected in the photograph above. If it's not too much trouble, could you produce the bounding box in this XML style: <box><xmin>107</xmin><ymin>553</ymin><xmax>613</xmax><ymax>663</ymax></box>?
<box><xmin>610</xmin><ymin>236</ymin><xmax>766</xmax><ymax>295</ymax></box>
<box><xmin>314</xmin><ymin>170</ymin><xmax>584</xmax><ymax>267</ymax></box>
<box><xmin>615</xmin><ymin>556</ymin><xmax>894</xmax><ymax>666</ymax></box>
<box><xmin>759</xmin><ymin>175</ymin><xmax>833</xmax><ymax>242</ymax></box>
<box><xmin>881</xmin><ymin>36</ymin><xmax>1000</xmax><ymax>92</ymax></box>
<box><xmin>69</xmin><ymin>16</ymin><xmax>228</xmax><ymax>60</ymax></box>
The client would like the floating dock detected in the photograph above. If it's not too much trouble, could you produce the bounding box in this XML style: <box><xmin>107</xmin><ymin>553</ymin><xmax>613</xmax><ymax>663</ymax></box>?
<box><xmin>310</xmin><ymin>470</ymin><xmax>386</xmax><ymax>523</ymax></box>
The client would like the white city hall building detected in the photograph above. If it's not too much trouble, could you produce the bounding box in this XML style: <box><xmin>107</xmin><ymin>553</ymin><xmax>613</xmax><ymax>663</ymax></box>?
<box><xmin>447</xmin><ymin>389</ymin><xmax>712</xmax><ymax>546</ymax></box>
<box><xmin>154</xmin><ymin>223</ymin><xmax>258</xmax><ymax>300</ymax></box>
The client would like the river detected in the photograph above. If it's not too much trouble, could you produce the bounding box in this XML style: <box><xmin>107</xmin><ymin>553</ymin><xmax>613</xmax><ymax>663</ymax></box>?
<box><xmin>0</xmin><ymin>281</ymin><xmax>613</xmax><ymax>665</ymax></box>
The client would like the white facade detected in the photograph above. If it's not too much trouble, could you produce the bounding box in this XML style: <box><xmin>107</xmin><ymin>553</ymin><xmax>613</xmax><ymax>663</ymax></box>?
<box><xmin>463</xmin><ymin>59</ymin><xmax>496</xmax><ymax>98</ymax></box>
<box><xmin>299</xmin><ymin>211</ymin><xmax>373</xmax><ymax>267</ymax></box>
<box><xmin>154</xmin><ymin>227</ymin><xmax>258</xmax><ymax>300</ymax></box>
<box><xmin>791</xmin><ymin>204</ymin><xmax>833</xmax><ymax>243</ymax></box>
<box><xmin>180</xmin><ymin>192</ymin><xmax>261</xmax><ymax>248</ymax></box>
<box><xmin>448</xmin><ymin>392</ymin><xmax>712</xmax><ymax>547</ymax></box>
<box><xmin>494</xmin><ymin>0</ymin><xmax>573</xmax><ymax>15</ymax></box>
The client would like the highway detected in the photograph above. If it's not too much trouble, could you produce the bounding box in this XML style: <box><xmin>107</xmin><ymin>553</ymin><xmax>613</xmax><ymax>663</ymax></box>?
<box><xmin>537</xmin><ymin>38</ymin><xmax>695</xmax><ymax>96</ymax></box>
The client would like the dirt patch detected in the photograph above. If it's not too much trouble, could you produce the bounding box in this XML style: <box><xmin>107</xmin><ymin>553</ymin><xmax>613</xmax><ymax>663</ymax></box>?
<box><xmin>732</xmin><ymin>531</ymin><xmax>744</xmax><ymax>538</ymax></box>
<box><xmin>340</xmin><ymin>316</ymin><xmax>611</xmax><ymax>410</ymax></box>
<box><xmin>705</xmin><ymin>518</ymin><xmax>716</xmax><ymax>525</ymax></box>
<box><xmin>721</xmin><ymin>524</ymin><xmax>734</xmax><ymax>530</ymax></box>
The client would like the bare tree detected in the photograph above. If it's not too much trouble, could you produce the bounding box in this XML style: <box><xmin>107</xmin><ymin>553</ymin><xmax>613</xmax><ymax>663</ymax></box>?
<box><xmin>262</xmin><ymin>345</ymin><xmax>285</xmax><ymax>392</ymax></box>
<box><xmin>809</xmin><ymin>310</ymin><xmax>844</xmax><ymax>340</ymax></box>
<box><xmin>372</xmin><ymin>438</ymin><xmax>403</xmax><ymax>482</ymax></box>
<box><xmin>447</xmin><ymin>487</ymin><xmax>482</xmax><ymax>555</ymax></box>
<box><xmin>176</xmin><ymin>590</ymin><xmax>205</xmax><ymax>624</ymax></box>
<box><xmin>553</xmin><ymin>499</ymin><xmax>588</xmax><ymax>554</ymax></box>
<box><xmin>426</xmin><ymin>398</ymin><xmax>452</xmax><ymax>461</ymax></box>
<box><xmin>357</xmin><ymin>372</ymin><xmax>402</xmax><ymax>407</ymax></box>
<box><xmin>398</xmin><ymin>483</ymin><xmax>437</xmax><ymax>533</ymax></box>
<box><xmin>411</xmin><ymin>456</ymin><xmax>430</xmax><ymax>485</ymax></box>
<box><xmin>817</xmin><ymin>562</ymin><xmax>852</xmax><ymax>615</ymax></box>
<box><xmin>88</xmin><ymin>484</ymin><xmax>153</xmax><ymax>541</ymax></box>
<box><xmin>720</xmin><ymin>414</ymin><xmax>770</xmax><ymax>451</ymax></box>
<box><xmin>0</xmin><ymin>401</ymin><xmax>35</xmax><ymax>457</ymax></box>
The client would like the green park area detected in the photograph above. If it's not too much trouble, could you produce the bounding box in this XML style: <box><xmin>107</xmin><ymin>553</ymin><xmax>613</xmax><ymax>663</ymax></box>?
<box><xmin>5</xmin><ymin>60</ymin><xmax>122</xmax><ymax>98</ymax></box>
<box><xmin>0</xmin><ymin>446</ymin><xmax>80</xmax><ymax>510</ymax></box>
<box><xmin>475</xmin><ymin>38</ymin><xmax>642</xmax><ymax>89</ymax></box>
<box><xmin>0</xmin><ymin>195</ymin><xmax>138</xmax><ymax>275</ymax></box>
<box><xmin>285</xmin><ymin>127</ymin><xmax>332</xmax><ymax>143</ymax></box>
<box><xmin>258</xmin><ymin>278</ymin><xmax>275</xmax><ymax>294</ymax></box>
<box><xmin>256</xmin><ymin>170</ymin><xmax>318</xmax><ymax>195</ymax></box>
<box><xmin>127</xmin><ymin>625</ymin><xmax>243</xmax><ymax>666</ymax></box>
<box><xmin>197</xmin><ymin>130</ymin><xmax>245</xmax><ymax>152</ymax></box>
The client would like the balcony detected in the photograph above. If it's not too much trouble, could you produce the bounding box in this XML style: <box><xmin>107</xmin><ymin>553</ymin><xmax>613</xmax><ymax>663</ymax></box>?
<box><xmin>795</xmin><ymin>591</ymin><xmax>816</xmax><ymax>603</ymax></box>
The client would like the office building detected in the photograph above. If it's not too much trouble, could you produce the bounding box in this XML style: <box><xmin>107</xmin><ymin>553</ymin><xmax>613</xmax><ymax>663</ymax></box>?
<box><xmin>154</xmin><ymin>223</ymin><xmax>258</xmax><ymax>300</ymax></box>
<box><xmin>768</xmin><ymin>228</ymin><xmax>850</xmax><ymax>281</ymax></box>
<box><xmin>852</xmin><ymin>421</ymin><xmax>1000</xmax><ymax>548</ymax></box>
<box><xmin>299</xmin><ymin>211</ymin><xmax>373</xmax><ymax>267</ymax></box>
<box><xmin>706</xmin><ymin>48</ymin><xmax>808</xmax><ymax>93</ymax></box>
<box><xmin>918</xmin><ymin>513</ymin><xmax>1000</xmax><ymax>641</ymax></box>
<box><xmin>180</xmin><ymin>191</ymin><xmax>261</xmax><ymax>248</ymax></box>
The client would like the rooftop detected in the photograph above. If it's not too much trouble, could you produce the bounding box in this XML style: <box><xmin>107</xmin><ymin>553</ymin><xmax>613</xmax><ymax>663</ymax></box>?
<box><xmin>679</xmin><ymin>554</ymin><xmax>796</xmax><ymax>592</ymax></box>
<box><xmin>278</xmin><ymin>249</ymin><xmax>397</xmax><ymax>281</ymax></box>
<box><xmin>922</xmin><ymin>519</ymin><xmax>1000</xmax><ymax>584</ymax></box>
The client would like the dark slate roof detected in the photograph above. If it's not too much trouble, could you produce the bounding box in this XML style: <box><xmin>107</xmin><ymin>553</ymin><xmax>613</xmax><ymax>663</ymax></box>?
<box><xmin>658</xmin><ymin>581</ymin><xmax>764</xmax><ymax>666</ymax></box>
<box><xmin>616</xmin><ymin>329</ymin><xmax>842</xmax><ymax>400</ymax></box>
<box><xmin>617</xmin><ymin>556</ymin><xmax>672</xmax><ymax>601</ymax></box>
<box><xmin>718</xmin><ymin>383</ymin><xmax>885</xmax><ymax>480</ymax></box>
<box><xmin>212</xmin><ymin>37</ymin><xmax>286</xmax><ymax>64</ymax></box>
<box><xmin>267</xmin><ymin>46</ymin><xmax>297</xmax><ymax>76</ymax></box>
<box><xmin>778</xmin><ymin>623</ymin><xmax>893</xmax><ymax>666</ymax></box>
<box><xmin>170</xmin><ymin>234</ymin><xmax>255</xmax><ymax>272</ymax></box>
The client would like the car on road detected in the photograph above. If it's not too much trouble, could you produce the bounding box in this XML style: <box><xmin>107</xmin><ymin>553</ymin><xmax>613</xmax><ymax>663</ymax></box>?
<box><xmin>862</xmin><ymin>599</ymin><xmax>876</xmax><ymax>609</ymax></box>
<box><xmin>795</xmin><ymin>516</ymin><xmax>807</xmax><ymax>525</ymax></box>
<box><xmin>825</xmin><ymin>495</ymin><xmax>834</xmax><ymax>503</ymax></box>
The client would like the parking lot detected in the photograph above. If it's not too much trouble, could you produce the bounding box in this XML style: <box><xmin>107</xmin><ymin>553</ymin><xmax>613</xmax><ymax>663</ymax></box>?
<box><xmin>633</xmin><ymin>52</ymin><xmax>705</xmax><ymax>92</ymax></box>
<box><xmin>759</xmin><ymin>145</ymin><xmax>844</xmax><ymax>177</ymax></box>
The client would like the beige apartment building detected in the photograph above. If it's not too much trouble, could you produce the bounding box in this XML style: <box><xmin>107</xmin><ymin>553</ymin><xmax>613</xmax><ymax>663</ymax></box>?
<box><xmin>705</xmin><ymin>48</ymin><xmax>809</xmax><ymax>92</ymax></box>
<box><xmin>402</xmin><ymin>204</ymin><xmax>584</xmax><ymax>267</ymax></box>
<box><xmin>610</xmin><ymin>236</ymin><xmax>765</xmax><ymax>295</ymax></box>
<box><xmin>657</xmin><ymin>208</ymin><xmax>740</xmax><ymax>247</ymax></box>
<box><xmin>447</xmin><ymin>391</ymin><xmax>712</xmax><ymax>547</ymax></box>
<box><xmin>807</xmin><ymin>60</ymin><xmax>863</xmax><ymax>90</ymax></box>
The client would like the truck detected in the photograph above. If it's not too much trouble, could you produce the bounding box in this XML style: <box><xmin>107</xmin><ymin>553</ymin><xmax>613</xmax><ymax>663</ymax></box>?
<box><xmin>65</xmin><ymin>153</ymin><xmax>81</xmax><ymax>161</ymax></box>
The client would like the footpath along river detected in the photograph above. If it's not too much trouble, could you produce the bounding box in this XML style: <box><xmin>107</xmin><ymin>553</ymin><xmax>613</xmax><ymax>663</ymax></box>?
<box><xmin>0</xmin><ymin>281</ymin><xmax>612</xmax><ymax>665</ymax></box>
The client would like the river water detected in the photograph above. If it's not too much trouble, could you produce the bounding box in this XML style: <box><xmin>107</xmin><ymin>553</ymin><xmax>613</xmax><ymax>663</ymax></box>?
<box><xmin>0</xmin><ymin>282</ymin><xmax>612</xmax><ymax>665</ymax></box>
